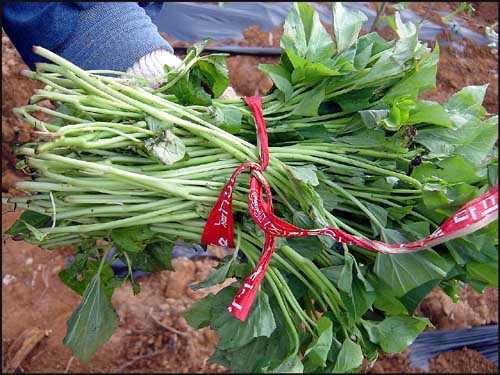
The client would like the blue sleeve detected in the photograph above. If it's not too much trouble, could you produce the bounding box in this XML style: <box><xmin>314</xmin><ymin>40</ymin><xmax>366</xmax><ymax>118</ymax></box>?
<box><xmin>2</xmin><ymin>2</ymin><xmax>173</xmax><ymax>71</ymax></box>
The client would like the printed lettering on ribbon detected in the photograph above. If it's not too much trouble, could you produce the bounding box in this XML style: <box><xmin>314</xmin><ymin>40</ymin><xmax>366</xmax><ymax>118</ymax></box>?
<box><xmin>200</xmin><ymin>96</ymin><xmax>499</xmax><ymax>321</ymax></box>
<box><xmin>228</xmin><ymin>236</ymin><xmax>275</xmax><ymax>321</ymax></box>
<box><xmin>200</xmin><ymin>163</ymin><xmax>261</xmax><ymax>248</ymax></box>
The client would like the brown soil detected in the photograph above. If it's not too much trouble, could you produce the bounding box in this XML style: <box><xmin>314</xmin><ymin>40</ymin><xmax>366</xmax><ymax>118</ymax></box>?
<box><xmin>419</xmin><ymin>30</ymin><xmax>499</xmax><ymax>115</ymax></box>
<box><xmin>2</xmin><ymin>2</ymin><xmax>498</xmax><ymax>372</ymax></box>
<box><xmin>368</xmin><ymin>350</ymin><xmax>424</xmax><ymax>374</ymax></box>
<box><xmin>3</xmin><ymin>201</ymin><xmax>230</xmax><ymax>373</ymax></box>
<box><xmin>416</xmin><ymin>285</ymin><xmax>498</xmax><ymax>331</ymax></box>
<box><xmin>361</xmin><ymin>2</ymin><xmax>499</xmax><ymax>114</ymax></box>
<box><xmin>429</xmin><ymin>347</ymin><xmax>498</xmax><ymax>373</ymax></box>
<box><xmin>367</xmin><ymin>347</ymin><xmax>498</xmax><ymax>374</ymax></box>
<box><xmin>1</xmin><ymin>32</ymin><xmax>40</xmax><ymax>194</ymax></box>
<box><xmin>408</xmin><ymin>2</ymin><xmax>499</xmax><ymax>37</ymax></box>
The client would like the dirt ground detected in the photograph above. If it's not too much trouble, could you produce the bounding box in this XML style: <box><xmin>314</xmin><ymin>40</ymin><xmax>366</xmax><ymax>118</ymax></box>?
<box><xmin>2</xmin><ymin>2</ymin><xmax>498</xmax><ymax>373</ymax></box>
<box><xmin>369</xmin><ymin>347</ymin><xmax>498</xmax><ymax>374</ymax></box>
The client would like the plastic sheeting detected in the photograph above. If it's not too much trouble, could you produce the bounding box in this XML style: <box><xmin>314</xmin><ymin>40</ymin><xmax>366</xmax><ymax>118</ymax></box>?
<box><xmin>152</xmin><ymin>2</ymin><xmax>496</xmax><ymax>47</ymax></box>
<box><xmin>409</xmin><ymin>324</ymin><xmax>498</xmax><ymax>371</ymax></box>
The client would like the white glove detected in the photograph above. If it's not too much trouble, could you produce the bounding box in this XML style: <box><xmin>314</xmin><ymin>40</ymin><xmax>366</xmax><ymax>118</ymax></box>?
<box><xmin>127</xmin><ymin>49</ymin><xmax>238</xmax><ymax>99</ymax></box>
<box><xmin>127</xmin><ymin>49</ymin><xmax>184</xmax><ymax>78</ymax></box>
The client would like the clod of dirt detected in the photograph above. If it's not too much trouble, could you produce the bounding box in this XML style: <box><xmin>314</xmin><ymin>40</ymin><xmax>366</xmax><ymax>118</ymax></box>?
<box><xmin>416</xmin><ymin>286</ymin><xmax>498</xmax><ymax>330</ymax></box>
<box><xmin>367</xmin><ymin>349</ymin><xmax>424</xmax><ymax>374</ymax></box>
<box><xmin>2</xmin><ymin>30</ymin><xmax>42</xmax><ymax>192</ymax></box>
<box><xmin>4</xmin><ymin>327</ymin><xmax>49</xmax><ymax>373</ymax></box>
<box><xmin>429</xmin><ymin>347</ymin><xmax>498</xmax><ymax>373</ymax></box>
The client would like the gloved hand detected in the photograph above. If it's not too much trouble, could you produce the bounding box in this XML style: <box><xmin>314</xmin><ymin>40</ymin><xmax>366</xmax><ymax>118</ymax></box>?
<box><xmin>127</xmin><ymin>49</ymin><xmax>238</xmax><ymax>99</ymax></box>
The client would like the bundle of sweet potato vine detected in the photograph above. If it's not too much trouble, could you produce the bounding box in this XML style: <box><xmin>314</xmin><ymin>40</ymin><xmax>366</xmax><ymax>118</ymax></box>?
<box><xmin>4</xmin><ymin>3</ymin><xmax>498</xmax><ymax>372</ymax></box>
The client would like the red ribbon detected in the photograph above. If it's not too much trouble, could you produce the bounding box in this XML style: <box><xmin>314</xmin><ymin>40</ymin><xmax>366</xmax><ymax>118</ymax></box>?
<box><xmin>201</xmin><ymin>96</ymin><xmax>499</xmax><ymax>321</ymax></box>
<box><xmin>244</xmin><ymin>97</ymin><xmax>269</xmax><ymax>170</ymax></box>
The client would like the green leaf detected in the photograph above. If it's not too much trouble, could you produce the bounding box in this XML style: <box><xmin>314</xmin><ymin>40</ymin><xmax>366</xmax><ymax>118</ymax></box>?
<box><xmin>414</xmin><ymin>85</ymin><xmax>496</xmax><ymax>167</ymax></box>
<box><xmin>197</xmin><ymin>54</ymin><xmax>230</xmax><ymax>97</ymax></box>
<box><xmin>210</xmin><ymin>337</ymin><xmax>268</xmax><ymax>372</ymax></box>
<box><xmin>287</xmin><ymin>164</ymin><xmax>319</xmax><ymax>186</ymax></box>
<box><xmin>357</xmin><ymin>32</ymin><xmax>394</xmax><ymax>55</ymax></box>
<box><xmin>415</xmin><ymin>115</ymin><xmax>498</xmax><ymax>167</ymax></box>
<box><xmin>466</xmin><ymin>263</ymin><xmax>498</xmax><ymax>287</ymax></box>
<box><xmin>169</xmin><ymin>68</ymin><xmax>212</xmax><ymax>105</ymax></box>
<box><xmin>209</xmin><ymin>294</ymin><xmax>292</xmax><ymax>373</ymax></box>
<box><xmin>406</xmin><ymin>100</ymin><xmax>452</xmax><ymax>127</ymax></box>
<box><xmin>343</xmin><ymin>276</ymin><xmax>376</xmax><ymax>324</ymax></box>
<box><xmin>401</xmin><ymin>221</ymin><xmax>430</xmax><ymax>240</ymax></box>
<box><xmin>374</xmin><ymin>248</ymin><xmax>452</xmax><ymax>296</ymax></box>
<box><xmin>467</xmin><ymin>278</ymin><xmax>489</xmax><ymax>293</ymax></box>
<box><xmin>123</xmin><ymin>240</ymin><xmax>173</xmax><ymax>272</ymax></box>
<box><xmin>292</xmin><ymin>83</ymin><xmax>326</xmax><ymax>116</ymax></box>
<box><xmin>387</xmin><ymin>206</ymin><xmax>413</xmax><ymax>221</ymax></box>
<box><xmin>331</xmin><ymin>54</ymin><xmax>356</xmax><ymax>73</ymax></box>
<box><xmin>268</xmin><ymin>355</ymin><xmax>303</xmax><ymax>373</ymax></box>
<box><xmin>291</xmin><ymin>61</ymin><xmax>342</xmax><ymax>84</ymax></box>
<box><xmin>332</xmin><ymin>338</ymin><xmax>363</xmax><ymax>373</ymax></box>
<box><xmin>353</xmin><ymin>261</ymin><xmax>375</xmax><ymax>291</ymax></box>
<box><xmin>420</xmin><ymin>181</ymin><xmax>451</xmax><ymax>208</ymax></box>
<box><xmin>284</xmin><ymin>48</ymin><xmax>308</xmax><ymax>69</ymax></box>
<box><xmin>365</xmin><ymin>202</ymin><xmax>388</xmax><ymax>233</ymax></box>
<box><xmin>399</xmin><ymin>279</ymin><xmax>440</xmax><ymax>314</ymax></box>
<box><xmin>281</xmin><ymin>2</ymin><xmax>334</xmax><ymax>62</ymax></box>
<box><xmin>191</xmin><ymin>258</ymin><xmax>234</xmax><ymax>291</ymax></box>
<box><xmin>22</xmin><ymin>220</ymin><xmax>47</xmax><ymax>241</ymax></box>
<box><xmin>380</xmin><ymin>97</ymin><xmax>416</xmax><ymax>131</ymax></box>
<box><xmin>258</xmin><ymin>64</ymin><xmax>293</xmax><ymax>102</ymax></box>
<box><xmin>287</xmin><ymin>237</ymin><xmax>323</xmax><ymax>260</ymax></box>
<box><xmin>488</xmin><ymin>162</ymin><xmax>498</xmax><ymax>187</ymax></box>
<box><xmin>411</xmin><ymin>156</ymin><xmax>482</xmax><ymax>185</ymax></box>
<box><xmin>186</xmin><ymin>38</ymin><xmax>210</xmax><ymax>59</ymax></box>
<box><xmin>144</xmin><ymin>129</ymin><xmax>186</xmax><ymax>166</ymax></box>
<box><xmin>145</xmin><ymin>116</ymin><xmax>172</xmax><ymax>132</ymax></box>
<box><xmin>210</xmin><ymin>106</ymin><xmax>242</xmax><ymax>134</ymax></box>
<box><xmin>420</xmin><ymin>178</ymin><xmax>480</xmax><ymax>209</ymax></box>
<box><xmin>63</xmin><ymin>275</ymin><xmax>119</xmax><ymax>363</ymax></box>
<box><xmin>353</xmin><ymin>40</ymin><xmax>373</xmax><ymax>69</ymax></box>
<box><xmin>210</xmin><ymin>287</ymin><xmax>276</xmax><ymax>350</ymax></box>
<box><xmin>359</xmin><ymin>109</ymin><xmax>390</xmax><ymax>129</ymax></box>
<box><xmin>287</xmin><ymin>211</ymin><xmax>324</xmax><ymax>260</ymax></box>
<box><xmin>376</xmin><ymin>316</ymin><xmax>432</xmax><ymax>353</ymax></box>
<box><xmin>6</xmin><ymin>210</ymin><xmax>51</xmax><ymax>236</ymax></box>
<box><xmin>110</xmin><ymin>225</ymin><xmax>156</xmax><ymax>253</ymax></box>
<box><xmin>59</xmin><ymin>256</ymin><xmax>115</xmax><ymax>299</ymax></box>
<box><xmin>295</xmin><ymin>124</ymin><xmax>330</xmax><ymax>140</ymax></box>
<box><xmin>335</xmin><ymin>88</ymin><xmax>375</xmax><ymax>112</ymax></box>
<box><xmin>354</xmin><ymin>30</ymin><xmax>418</xmax><ymax>87</ymax></box>
<box><xmin>441</xmin><ymin>279</ymin><xmax>462</xmax><ymax>303</ymax></box>
<box><xmin>444</xmin><ymin>84</ymin><xmax>488</xmax><ymax>118</ymax></box>
<box><xmin>394</xmin><ymin>11</ymin><xmax>418</xmax><ymax>38</ymax></box>
<box><xmin>338</xmin><ymin>253</ymin><xmax>354</xmax><ymax>293</ymax></box>
<box><xmin>332</xmin><ymin>2</ymin><xmax>368</xmax><ymax>53</ymax></box>
<box><xmin>446</xmin><ymin>228</ymin><xmax>498</xmax><ymax>265</ymax></box>
<box><xmin>304</xmin><ymin>316</ymin><xmax>333</xmax><ymax>368</ymax></box>
<box><xmin>369</xmin><ymin>271</ymin><xmax>408</xmax><ymax>315</ymax></box>
<box><xmin>181</xmin><ymin>293</ymin><xmax>215</xmax><ymax>329</ymax></box>
<box><xmin>321</xmin><ymin>265</ymin><xmax>344</xmax><ymax>284</ymax></box>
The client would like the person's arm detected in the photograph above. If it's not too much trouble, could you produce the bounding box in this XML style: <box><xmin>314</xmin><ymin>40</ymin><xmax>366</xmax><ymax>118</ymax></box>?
<box><xmin>2</xmin><ymin>2</ymin><xmax>237</xmax><ymax>96</ymax></box>
<box><xmin>2</xmin><ymin>2</ymin><xmax>175</xmax><ymax>72</ymax></box>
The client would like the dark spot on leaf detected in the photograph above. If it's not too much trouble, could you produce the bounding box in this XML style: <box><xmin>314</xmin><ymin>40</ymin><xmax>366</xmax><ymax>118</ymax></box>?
<box><xmin>410</xmin><ymin>155</ymin><xmax>422</xmax><ymax>167</ymax></box>
<box><xmin>200</xmin><ymin>80</ymin><xmax>214</xmax><ymax>98</ymax></box>
<box><xmin>335</xmin><ymin>242</ymin><xmax>345</xmax><ymax>254</ymax></box>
